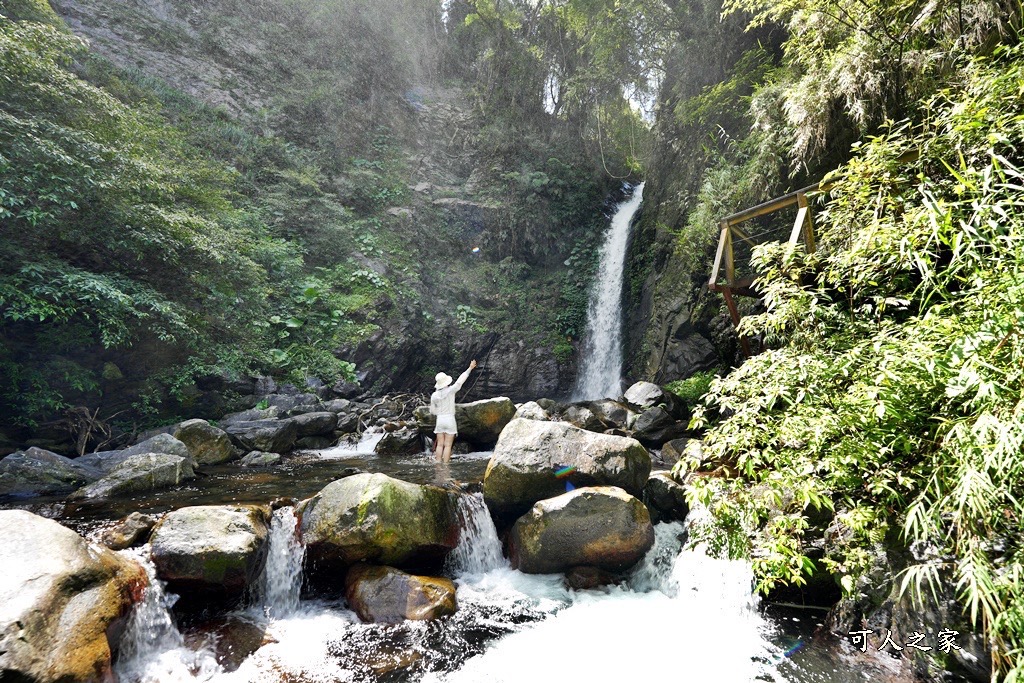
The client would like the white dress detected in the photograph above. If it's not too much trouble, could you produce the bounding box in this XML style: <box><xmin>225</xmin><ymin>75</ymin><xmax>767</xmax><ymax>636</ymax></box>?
<box><xmin>430</xmin><ymin>368</ymin><xmax>472</xmax><ymax>435</ymax></box>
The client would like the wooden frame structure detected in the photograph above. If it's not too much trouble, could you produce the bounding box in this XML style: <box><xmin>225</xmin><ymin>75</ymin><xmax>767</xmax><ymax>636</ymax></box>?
<box><xmin>708</xmin><ymin>180</ymin><xmax>831</xmax><ymax>357</ymax></box>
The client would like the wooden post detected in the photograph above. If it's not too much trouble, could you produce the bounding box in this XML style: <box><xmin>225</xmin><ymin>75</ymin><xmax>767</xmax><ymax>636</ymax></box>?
<box><xmin>721</xmin><ymin>285</ymin><xmax>751</xmax><ymax>358</ymax></box>
<box><xmin>797</xmin><ymin>192</ymin><xmax>816</xmax><ymax>253</ymax></box>
<box><xmin>710</xmin><ymin>221</ymin><xmax>729</xmax><ymax>288</ymax></box>
<box><xmin>724</xmin><ymin>227</ymin><xmax>735</xmax><ymax>287</ymax></box>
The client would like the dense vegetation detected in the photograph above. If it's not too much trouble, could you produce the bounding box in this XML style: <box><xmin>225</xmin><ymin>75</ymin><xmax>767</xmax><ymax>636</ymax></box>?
<box><xmin>633</xmin><ymin>0</ymin><xmax>1024</xmax><ymax>678</ymax></box>
<box><xmin>0</xmin><ymin>0</ymin><xmax>645</xmax><ymax>445</ymax></box>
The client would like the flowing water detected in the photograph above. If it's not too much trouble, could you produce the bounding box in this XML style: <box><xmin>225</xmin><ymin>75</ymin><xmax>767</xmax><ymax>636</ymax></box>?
<box><xmin>109</xmin><ymin>500</ymin><xmax>876</xmax><ymax>683</ymax></box>
<box><xmin>574</xmin><ymin>183</ymin><xmax>645</xmax><ymax>400</ymax></box>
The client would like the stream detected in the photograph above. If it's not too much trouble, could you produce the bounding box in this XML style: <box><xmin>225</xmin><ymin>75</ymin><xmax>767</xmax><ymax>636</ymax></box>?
<box><xmin>50</xmin><ymin>445</ymin><xmax>889</xmax><ymax>683</ymax></box>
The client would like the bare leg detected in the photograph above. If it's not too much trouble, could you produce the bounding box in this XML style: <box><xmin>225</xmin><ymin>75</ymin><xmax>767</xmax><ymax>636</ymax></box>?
<box><xmin>441</xmin><ymin>433</ymin><xmax>455</xmax><ymax>463</ymax></box>
<box><xmin>433</xmin><ymin>433</ymin><xmax>444</xmax><ymax>459</ymax></box>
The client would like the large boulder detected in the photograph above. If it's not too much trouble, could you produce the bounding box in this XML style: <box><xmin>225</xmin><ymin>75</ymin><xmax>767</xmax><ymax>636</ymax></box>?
<box><xmin>631</xmin><ymin>406</ymin><xmax>688</xmax><ymax>447</ymax></box>
<box><xmin>79</xmin><ymin>433</ymin><xmax>195</xmax><ymax>474</ymax></box>
<box><xmin>0</xmin><ymin>447</ymin><xmax>102</xmax><ymax>497</ymax></box>
<box><xmin>239</xmin><ymin>450</ymin><xmax>281</xmax><ymax>467</ymax></box>
<box><xmin>483</xmin><ymin>419</ymin><xmax>651</xmax><ymax>519</ymax></box>
<box><xmin>220</xmin><ymin>406</ymin><xmax>282</xmax><ymax>426</ymax></box>
<box><xmin>69</xmin><ymin>453</ymin><xmax>195</xmax><ymax>500</ymax></box>
<box><xmin>174</xmin><ymin>419</ymin><xmax>238</xmax><ymax>465</ymax></box>
<box><xmin>560</xmin><ymin>404</ymin><xmax>604</xmax><ymax>432</ymax></box>
<box><xmin>414</xmin><ymin>397</ymin><xmax>516</xmax><ymax>446</ymax></box>
<box><xmin>0</xmin><ymin>510</ymin><xmax>146</xmax><ymax>682</ymax></box>
<box><xmin>150</xmin><ymin>505</ymin><xmax>270</xmax><ymax>602</ymax></box>
<box><xmin>507</xmin><ymin>487</ymin><xmax>655</xmax><ymax>574</ymax></box>
<box><xmin>300</xmin><ymin>473</ymin><xmax>460</xmax><ymax>573</ymax></box>
<box><xmin>374</xmin><ymin>428</ymin><xmax>423</xmax><ymax>456</ymax></box>
<box><xmin>344</xmin><ymin>564</ymin><xmax>457</xmax><ymax>624</ymax></box>
<box><xmin>291</xmin><ymin>411</ymin><xmax>338</xmax><ymax>438</ymax></box>
<box><xmin>225</xmin><ymin>418</ymin><xmax>298</xmax><ymax>453</ymax></box>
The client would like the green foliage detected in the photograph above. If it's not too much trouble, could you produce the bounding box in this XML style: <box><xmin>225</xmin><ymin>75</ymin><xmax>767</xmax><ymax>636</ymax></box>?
<box><xmin>665</xmin><ymin>370</ymin><xmax>716</xmax><ymax>408</ymax></box>
<box><xmin>685</xmin><ymin>42</ymin><xmax>1024</xmax><ymax>679</ymax></box>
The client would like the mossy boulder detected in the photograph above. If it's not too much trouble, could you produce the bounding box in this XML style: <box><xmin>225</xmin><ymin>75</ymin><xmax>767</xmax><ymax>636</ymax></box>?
<box><xmin>344</xmin><ymin>563</ymin><xmax>457</xmax><ymax>623</ymax></box>
<box><xmin>174</xmin><ymin>419</ymin><xmax>238</xmax><ymax>465</ymax></box>
<box><xmin>414</xmin><ymin>397</ymin><xmax>517</xmax><ymax>446</ymax></box>
<box><xmin>0</xmin><ymin>510</ymin><xmax>146</xmax><ymax>683</ymax></box>
<box><xmin>507</xmin><ymin>486</ymin><xmax>655</xmax><ymax>574</ymax></box>
<box><xmin>69</xmin><ymin>453</ymin><xmax>195</xmax><ymax>500</ymax></box>
<box><xmin>300</xmin><ymin>473</ymin><xmax>460</xmax><ymax>573</ymax></box>
<box><xmin>483</xmin><ymin>418</ymin><xmax>651</xmax><ymax>519</ymax></box>
<box><xmin>150</xmin><ymin>504</ymin><xmax>271</xmax><ymax>603</ymax></box>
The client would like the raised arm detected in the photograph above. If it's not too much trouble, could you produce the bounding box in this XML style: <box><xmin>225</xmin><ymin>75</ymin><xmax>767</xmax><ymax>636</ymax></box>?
<box><xmin>450</xmin><ymin>360</ymin><xmax>477</xmax><ymax>393</ymax></box>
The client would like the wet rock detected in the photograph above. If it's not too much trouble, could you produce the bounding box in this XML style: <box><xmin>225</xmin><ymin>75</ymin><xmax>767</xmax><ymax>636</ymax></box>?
<box><xmin>0</xmin><ymin>447</ymin><xmax>102</xmax><ymax>497</ymax></box>
<box><xmin>79</xmin><ymin>433</ymin><xmax>195</xmax><ymax>473</ymax></box>
<box><xmin>295</xmin><ymin>435</ymin><xmax>336</xmax><ymax>450</ymax></box>
<box><xmin>535</xmin><ymin>398</ymin><xmax>560</xmax><ymax>412</ymax></box>
<box><xmin>300</xmin><ymin>473</ymin><xmax>460</xmax><ymax>573</ymax></box>
<box><xmin>174</xmin><ymin>419</ymin><xmax>238</xmax><ymax>465</ymax></box>
<box><xmin>0</xmin><ymin>510</ymin><xmax>146</xmax><ymax>683</ymax></box>
<box><xmin>225</xmin><ymin>418</ymin><xmax>298</xmax><ymax>453</ymax></box>
<box><xmin>643</xmin><ymin>471</ymin><xmax>690</xmax><ymax>524</ymax></box>
<box><xmin>291</xmin><ymin>411</ymin><xmax>338</xmax><ymax>437</ymax></box>
<box><xmin>561</xmin><ymin>404</ymin><xmax>604</xmax><ymax>432</ymax></box>
<box><xmin>413</xmin><ymin>397</ymin><xmax>516</xmax><ymax>446</ymax></box>
<box><xmin>183</xmin><ymin>614</ymin><xmax>270</xmax><ymax>672</ymax></box>
<box><xmin>69</xmin><ymin>453</ymin><xmax>195</xmax><ymax>500</ymax></box>
<box><xmin>240</xmin><ymin>450</ymin><xmax>281</xmax><ymax>467</ymax></box>
<box><xmin>336</xmin><ymin>411</ymin><xmax>362</xmax><ymax>434</ymax></box>
<box><xmin>508</xmin><ymin>486</ymin><xmax>655</xmax><ymax>574</ymax></box>
<box><xmin>101</xmin><ymin>511</ymin><xmax>159</xmax><ymax>550</ymax></box>
<box><xmin>631</xmin><ymin>406</ymin><xmax>688</xmax><ymax>447</ymax></box>
<box><xmin>587</xmin><ymin>399</ymin><xmax>633</xmax><ymax>430</ymax></box>
<box><xmin>375</xmin><ymin>428</ymin><xmax>423</xmax><ymax>456</ymax></box>
<box><xmin>513</xmin><ymin>401</ymin><xmax>550</xmax><ymax>421</ymax></box>
<box><xmin>344</xmin><ymin>563</ymin><xmax>457</xmax><ymax>624</ymax></box>
<box><xmin>220</xmin><ymin>406</ymin><xmax>282</xmax><ymax>426</ymax></box>
<box><xmin>483</xmin><ymin>419</ymin><xmax>651</xmax><ymax>519</ymax></box>
<box><xmin>150</xmin><ymin>504</ymin><xmax>270</xmax><ymax>603</ymax></box>
<box><xmin>565</xmin><ymin>566</ymin><xmax>621</xmax><ymax>590</ymax></box>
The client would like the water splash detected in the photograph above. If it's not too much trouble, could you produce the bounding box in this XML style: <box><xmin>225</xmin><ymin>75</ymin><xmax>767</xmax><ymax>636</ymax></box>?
<box><xmin>446</xmin><ymin>492</ymin><xmax>506</xmax><ymax>576</ymax></box>
<box><xmin>260</xmin><ymin>507</ymin><xmax>305</xmax><ymax>619</ymax></box>
<box><xmin>114</xmin><ymin>548</ymin><xmax>221</xmax><ymax>682</ymax></box>
<box><xmin>574</xmin><ymin>183</ymin><xmax>645</xmax><ymax>400</ymax></box>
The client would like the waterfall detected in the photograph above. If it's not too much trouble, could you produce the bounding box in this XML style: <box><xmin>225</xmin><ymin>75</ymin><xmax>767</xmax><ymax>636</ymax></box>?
<box><xmin>261</xmin><ymin>507</ymin><xmax>305</xmax><ymax>619</ymax></box>
<box><xmin>445</xmin><ymin>492</ymin><xmax>506</xmax><ymax>575</ymax></box>
<box><xmin>574</xmin><ymin>182</ymin><xmax>645</xmax><ymax>400</ymax></box>
<box><xmin>114</xmin><ymin>548</ymin><xmax>221</xmax><ymax>682</ymax></box>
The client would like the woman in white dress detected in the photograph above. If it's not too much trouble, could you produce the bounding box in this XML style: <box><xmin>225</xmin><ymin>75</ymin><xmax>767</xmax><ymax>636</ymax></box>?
<box><xmin>430</xmin><ymin>359</ymin><xmax>477</xmax><ymax>462</ymax></box>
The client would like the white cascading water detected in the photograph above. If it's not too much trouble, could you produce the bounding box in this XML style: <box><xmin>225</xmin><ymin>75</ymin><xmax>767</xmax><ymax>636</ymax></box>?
<box><xmin>574</xmin><ymin>182</ymin><xmax>645</xmax><ymax>400</ymax></box>
<box><xmin>445</xmin><ymin>492</ymin><xmax>506</xmax><ymax>575</ymax></box>
<box><xmin>260</xmin><ymin>506</ymin><xmax>305</xmax><ymax>618</ymax></box>
<box><xmin>428</xmin><ymin>521</ymin><xmax>786</xmax><ymax>683</ymax></box>
<box><xmin>114</xmin><ymin>548</ymin><xmax>222</xmax><ymax>682</ymax></box>
<box><xmin>114</xmin><ymin>512</ymin><xmax>808</xmax><ymax>682</ymax></box>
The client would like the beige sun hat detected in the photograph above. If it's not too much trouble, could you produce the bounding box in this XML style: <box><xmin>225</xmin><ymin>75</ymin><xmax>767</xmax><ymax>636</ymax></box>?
<box><xmin>434</xmin><ymin>372</ymin><xmax>453</xmax><ymax>390</ymax></box>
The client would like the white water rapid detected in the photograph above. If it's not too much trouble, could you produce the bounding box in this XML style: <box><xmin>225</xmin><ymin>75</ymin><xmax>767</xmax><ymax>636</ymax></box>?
<box><xmin>574</xmin><ymin>182</ymin><xmax>645</xmax><ymax>400</ymax></box>
<box><xmin>113</xmin><ymin>503</ymin><xmax>839</xmax><ymax>682</ymax></box>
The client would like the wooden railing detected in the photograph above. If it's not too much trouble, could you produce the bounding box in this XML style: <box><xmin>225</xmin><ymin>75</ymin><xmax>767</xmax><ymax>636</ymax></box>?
<box><xmin>708</xmin><ymin>180</ymin><xmax>832</xmax><ymax>356</ymax></box>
